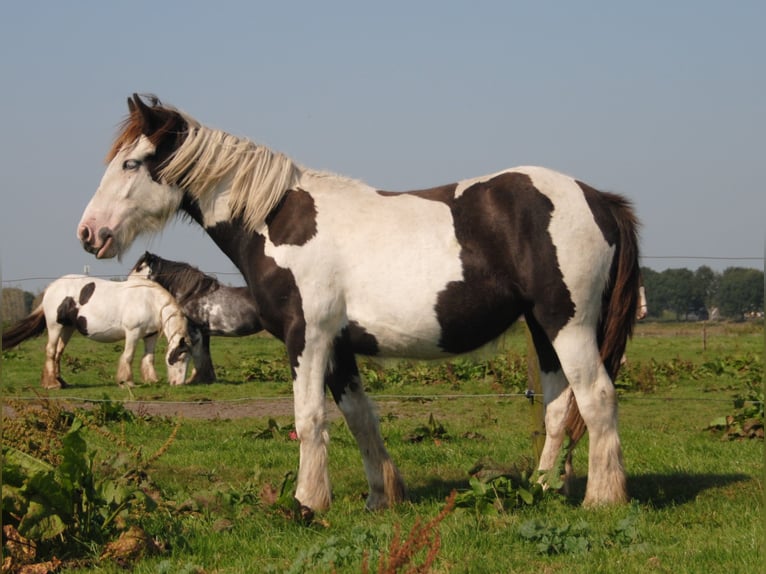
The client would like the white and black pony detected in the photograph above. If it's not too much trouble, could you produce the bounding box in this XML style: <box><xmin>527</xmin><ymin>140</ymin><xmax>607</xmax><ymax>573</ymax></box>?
<box><xmin>129</xmin><ymin>251</ymin><xmax>262</xmax><ymax>383</ymax></box>
<box><xmin>78</xmin><ymin>94</ymin><xmax>641</xmax><ymax>511</ymax></box>
<box><xmin>2</xmin><ymin>275</ymin><xmax>191</xmax><ymax>388</ymax></box>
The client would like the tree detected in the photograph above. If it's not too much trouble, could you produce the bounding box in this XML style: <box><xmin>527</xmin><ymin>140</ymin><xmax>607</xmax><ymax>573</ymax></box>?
<box><xmin>716</xmin><ymin>267</ymin><xmax>764</xmax><ymax>319</ymax></box>
<box><xmin>694</xmin><ymin>265</ymin><xmax>719</xmax><ymax>311</ymax></box>
<box><xmin>2</xmin><ymin>288</ymin><xmax>34</xmax><ymax>325</ymax></box>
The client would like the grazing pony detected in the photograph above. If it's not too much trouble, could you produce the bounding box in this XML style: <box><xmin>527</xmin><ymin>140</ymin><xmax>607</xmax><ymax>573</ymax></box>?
<box><xmin>2</xmin><ymin>275</ymin><xmax>191</xmax><ymax>388</ymax></box>
<box><xmin>78</xmin><ymin>94</ymin><xmax>641</xmax><ymax>510</ymax></box>
<box><xmin>129</xmin><ymin>251</ymin><xmax>262</xmax><ymax>383</ymax></box>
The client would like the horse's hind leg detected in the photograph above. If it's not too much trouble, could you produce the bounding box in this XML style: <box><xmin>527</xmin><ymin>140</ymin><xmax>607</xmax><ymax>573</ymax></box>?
<box><xmin>41</xmin><ymin>324</ymin><xmax>68</xmax><ymax>389</ymax></box>
<box><xmin>140</xmin><ymin>333</ymin><xmax>159</xmax><ymax>383</ymax></box>
<box><xmin>551</xmin><ymin>323</ymin><xmax>627</xmax><ymax>506</ymax></box>
<box><xmin>525</xmin><ymin>314</ymin><xmax>579</xmax><ymax>491</ymax></box>
<box><xmin>326</xmin><ymin>330</ymin><xmax>406</xmax><ymax>510</ymax></box>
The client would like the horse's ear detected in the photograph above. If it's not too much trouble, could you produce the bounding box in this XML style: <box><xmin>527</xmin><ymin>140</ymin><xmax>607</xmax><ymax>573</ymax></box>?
<box><xmin>132</xmin><ymin>93</ymin><xmax>162</xmax><ymax>136</ymax></box>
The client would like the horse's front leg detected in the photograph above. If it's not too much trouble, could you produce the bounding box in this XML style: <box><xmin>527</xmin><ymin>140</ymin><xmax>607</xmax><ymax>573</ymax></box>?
<box><xmin>326</xmin><ymin>330</ymin><xmax>406</xmax><ymax>510</ymax></box>
<box><xmin>188</xmin><ymin>327</ymin><xmax>216</xmax><ymax>383</ymax></box>
<box><xmin>117</xmin><ymin>332</ymin><xmax>138</xmax><ymax>387</ymax></box>
<box><xmin>290</xmin><ymin>327</ymin><xmax>335</xmax><ymax>512</ymax></box>
<box><xmin>140</xmin><ymin>333</ymin><xmax>159</xmax><ymax>383</ymax></box>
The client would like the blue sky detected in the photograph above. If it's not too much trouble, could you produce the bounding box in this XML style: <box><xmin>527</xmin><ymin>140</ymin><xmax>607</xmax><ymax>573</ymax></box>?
<box><xmin>1</xmin><ymin>1</ymin><xmax>763</xmax><ymax>293</ymax></box>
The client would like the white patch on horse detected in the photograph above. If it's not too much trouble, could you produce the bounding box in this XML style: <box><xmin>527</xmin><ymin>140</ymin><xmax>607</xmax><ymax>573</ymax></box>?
<box><xmin>524</xmin><ymin>166</ymin><xmax>614</xmax><ymax>324</ymax></box>
<box><xmin>264</xmin><ymin>176</ymin><xmax>464</xmax><ymax>358</ymax></box>
<box><xmin>79</xmin><ymin>136</ymin><xmax>183</xmax><ymax>258</ymax></box>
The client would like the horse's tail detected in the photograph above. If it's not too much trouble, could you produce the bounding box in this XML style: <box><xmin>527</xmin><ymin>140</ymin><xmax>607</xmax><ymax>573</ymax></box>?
<box><xmin>2</xmin><ymin>305</ymin><xmax>47</xmax><ymax>351</ymax></box>
<box><xmin>566</xmin><ymin>193</ymin><xmax>641</xmax><ymax>443</ymax></box>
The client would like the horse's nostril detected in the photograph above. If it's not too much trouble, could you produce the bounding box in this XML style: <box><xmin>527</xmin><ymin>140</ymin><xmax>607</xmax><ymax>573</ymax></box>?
<box><xmin>78</xmin><ymin>224</ymin><xmax>92</xmax><ymax>243</ymax></box>
<box><xmin>97</xmin><ymin>227</ymin><xmax>113</xmax><ymax>243</ymax></box>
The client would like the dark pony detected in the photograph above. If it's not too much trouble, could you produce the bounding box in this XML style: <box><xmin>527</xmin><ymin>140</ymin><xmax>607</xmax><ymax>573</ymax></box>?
<box><xmin>130</xmin><ymin>251</ymin><xmax>262</xmax><ymax>383</ymax></box>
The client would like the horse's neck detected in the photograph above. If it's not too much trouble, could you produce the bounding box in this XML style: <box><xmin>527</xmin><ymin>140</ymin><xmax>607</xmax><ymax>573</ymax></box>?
<box><xmin>155</xmin><ymin>271</ymin><xmax>188</xmax><ymax>300</ymax></box>
<box><xmin>159</xmin><ymin>303</ymin><xmax>186</xmax><ymax>340</ymax></box>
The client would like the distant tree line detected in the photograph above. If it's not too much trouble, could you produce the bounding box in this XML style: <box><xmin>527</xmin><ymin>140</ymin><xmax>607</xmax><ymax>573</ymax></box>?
<box><xmin>641</xmin><ymin>266</ymin><xmax>764</xmax><ymax>321</ymax></box>
<box><xmin>1</xmin><ymin>265</ymin><xmax>763</xmax><ymax>326</ymax></box>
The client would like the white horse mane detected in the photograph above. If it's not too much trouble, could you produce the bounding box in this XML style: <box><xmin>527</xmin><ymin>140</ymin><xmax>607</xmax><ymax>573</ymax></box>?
<box><xmin>159</xmin><ymin>119</ymin><xmax>300</xmax><ymax>231</ymax></box>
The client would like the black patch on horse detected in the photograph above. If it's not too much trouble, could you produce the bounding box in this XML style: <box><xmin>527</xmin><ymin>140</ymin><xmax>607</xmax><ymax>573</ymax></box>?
<box><xmin>205</xmin><ymin>219</ymin><xmax>308</xmax><ymax>377</ymax></box>
<box><xmin>56</xmin><ymin>297</ymin><xmax>79</xmax><ymax>326</ymax></box>
<box><xmin>578</xmin><ymin>181</ymin><xmax>619</xmax><ymax>245</ymax></box>
<box><xmin>347</xmin><ymin>321</ymin><xmax>380</xmax><ymax>356</ymax></box>
<box><xmin>326</xmin><ymin>327</ymin><xmax>363</xmax><ymax>403</ymax></box>
<box><xmin>56</xmin><ymin>296</ymin><xmax>89</xmax><ymax>335</ymax></box>
<box><xmin>79</xmin><ymin>282</ymin><xmax>96</xmax><ymax>305</ymax></box>
<box><xmin>433</xmin><ymin>172</ymin><xmax>575</xmax><ymax>353</ymax></box>
<box><xmin>266</xmin><ymin>188</ymin><xmax>317</xmax><ymax>246</ymax></box>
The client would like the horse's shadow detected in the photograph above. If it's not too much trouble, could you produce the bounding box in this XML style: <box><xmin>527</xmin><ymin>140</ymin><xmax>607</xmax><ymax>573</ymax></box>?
<box><xmin>406</xmin><ymin>472</ymin><xmax>753</xmax><ymax>509</ymax></box>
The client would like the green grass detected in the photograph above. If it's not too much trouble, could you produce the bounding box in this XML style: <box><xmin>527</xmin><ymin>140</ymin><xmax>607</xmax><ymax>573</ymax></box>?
<box><xmin>2</xmin><ymin>321</ymin><xmax>763</xmax><ymax>573</ymax></box>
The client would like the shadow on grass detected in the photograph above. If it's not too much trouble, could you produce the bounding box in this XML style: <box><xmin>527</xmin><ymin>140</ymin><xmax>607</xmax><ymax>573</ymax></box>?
<box><xmin>406</xmin><ymin>472</ymin><xmax>754</xmax><ymax>509</ymax></box>
<box><xmin>566</xmin><ymin>472</ymin><xmax>754</xmax><ymax>508</ymax></box>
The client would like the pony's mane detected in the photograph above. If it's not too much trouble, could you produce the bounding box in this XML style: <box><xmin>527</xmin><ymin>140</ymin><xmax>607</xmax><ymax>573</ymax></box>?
<box><xmin>149</xmin><ymin>256</ymin><xmax>222</xmax><ymax>305</ymax></box>
<box><xmin>160</xmin><ymin>125</ymin><xmax>300</xmax><ymax>231</ymax></box>
<box><xmin>109</xmin><ymin>96</ymin><xmax>300</xmax><ymax>231</ymax></box>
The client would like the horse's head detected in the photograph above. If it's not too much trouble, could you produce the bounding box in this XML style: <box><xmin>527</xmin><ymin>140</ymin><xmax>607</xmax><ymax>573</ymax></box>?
<box><xmin>165</xmin><ymin>332</ymin><xmax>191</xmax><ymax>386</ymax></box>
<box><xmin>129</xmin><ymin>251</ymin><xmax>159</xmax><ymax>280</ymax></box>
<box><xmin>78</xmin><ymin>94</ymin><xmax>188</xmax><ymax>259</ymax></box>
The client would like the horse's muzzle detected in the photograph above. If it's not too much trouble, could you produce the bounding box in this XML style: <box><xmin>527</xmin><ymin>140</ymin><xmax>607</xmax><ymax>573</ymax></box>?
<box><xmin>78</xmin><ymin>224</ymin><xmax>115</xmax><ymax>259</ymax></box>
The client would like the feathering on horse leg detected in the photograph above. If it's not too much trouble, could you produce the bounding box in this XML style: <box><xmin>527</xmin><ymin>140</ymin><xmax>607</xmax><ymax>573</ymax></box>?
<box><xmin>140</xmin><ymin>333</ymin><xmax>159</xmax><ymax>383</ymax></box>
<box><xmin>116</xmin><ymin>336</ymin><xmax>137</xmax><ymax>387</ymax></box>
<box><xmin>536</xmin><ymin>370</ymin><xmax>576</xmax><ymax>493</ymax></box>
<box><xmin>334</xmin><ymin>382</ymin><xmax>406</xmax><ymax>510</ymax></box>
<box><xmin>291</xmin><ymin>340</ymin><xmax>334</xmax><ymax>512</ymax></box>
<box><xmin>552</xmin><ymin>327</ymin><xmax>627</xmax><ymax>506</ymax></box>
<box><xmin>41</xmin><ymin>327</ymin><xmax>64</xmax><ymax>389</ymax></box>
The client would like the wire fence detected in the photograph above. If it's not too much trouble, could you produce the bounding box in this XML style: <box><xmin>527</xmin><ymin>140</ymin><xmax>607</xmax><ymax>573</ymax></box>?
<box><xmin>3</xmin><ymin>254</ymin><xmax>762</xmax><ymax>411</ymax></box>
<box><xmin>3</xmin><ymin>391</ymin><xmax>760</xmax><ymax>408</ymax></box>
<box><xmin>1</xmin><ymin>255</ymin><xmax>763</xmax><ymax>288</ymax></box>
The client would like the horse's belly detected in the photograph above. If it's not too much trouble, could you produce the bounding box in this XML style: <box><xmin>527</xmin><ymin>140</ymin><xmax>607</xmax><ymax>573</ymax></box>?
<box><xmin>85</xmin><ymin>327</ymin><xmax>125</xmax><ymax>343</ymax></box>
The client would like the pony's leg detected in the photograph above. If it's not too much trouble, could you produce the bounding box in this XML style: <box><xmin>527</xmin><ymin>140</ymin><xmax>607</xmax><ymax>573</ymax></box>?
<box><xmin>289</xmin><ymin>326</ymin><xmax>336</xmax><ymax>512</ymax></box>
<box><xmin>525</xmin><ymin>314</ymin><xmax>578</xmax><ymax>490</ymax></box>
<box><xmin>140</xmin><ymin>333</ymin><xmax>159</xmax><ymax>383</ymax></box>
<box><xmin>41</xmin><ymin>324</ymin><xmax>65</xmax><ymax>389</ymax></box>
<box><xmin>326</xmin><ymin>330</ymin><xmax>406</xmax><ymax>510</ymax></box>
<box><xmin>117</xmin><ymin>333</ymin><xmax>138</xmax><ymax>387</ymax></box>
<box><xmin>188</xmin><ymin>329</ymin><xmax>216</xmax><ymax>383</ymax></box>
<box><xmin>551</xmin><ymin>324</ymin><xmax>627</xmax><ymax>506</ymax></box>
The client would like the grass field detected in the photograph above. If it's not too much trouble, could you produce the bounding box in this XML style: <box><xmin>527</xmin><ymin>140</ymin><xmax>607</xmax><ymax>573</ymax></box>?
<box><xmin>2</xmin><ymin>321</ymin><xmax>763</xmax><ymax>573</ymax></box>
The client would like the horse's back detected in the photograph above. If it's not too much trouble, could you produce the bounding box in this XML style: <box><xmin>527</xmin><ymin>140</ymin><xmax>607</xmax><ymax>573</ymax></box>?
<box><xmin>43</xmin><ymin>276</ymin><xmax>172</xmax><ymax>338</ymax></box>
<box><xmin>277</xmin><ymin>165</ymin><xmax>628</xmax><ymax>356</ymax></box>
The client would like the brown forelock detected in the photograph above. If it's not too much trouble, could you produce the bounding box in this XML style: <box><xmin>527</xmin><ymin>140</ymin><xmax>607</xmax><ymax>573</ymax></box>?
<box><xmin>105</xmin><ymin>97</ymin><xmax>186</xmax><ymax>163</ymax></box>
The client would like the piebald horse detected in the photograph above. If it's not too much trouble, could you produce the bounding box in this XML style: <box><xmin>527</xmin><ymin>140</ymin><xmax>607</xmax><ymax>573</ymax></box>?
<box><xmin>2</xmin><ymin>275</ymin><xmax>191</xmax><ymax>388</ymax></box>
<box><xmin>78</xmin><ymin>94</ymin><xmax>641</xmax><ymax>511</ymax></box>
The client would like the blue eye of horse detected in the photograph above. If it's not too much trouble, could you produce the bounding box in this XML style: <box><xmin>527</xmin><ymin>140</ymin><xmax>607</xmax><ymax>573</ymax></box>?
<box><xmin>123</xmin><ymin>159</ymin><xmax>142</xmax><ymax>170</ymax></box>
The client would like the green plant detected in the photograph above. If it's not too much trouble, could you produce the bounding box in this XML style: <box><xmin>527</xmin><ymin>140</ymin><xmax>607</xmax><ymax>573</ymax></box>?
<box><xmin>2</xmin><ymin>419</ymin><xmax>157</xmax><ymax>561</ymax></box>
<box><xmin>707</xmin><ymin>379</ymin><xmax>764</xmax><ymax>440</ymax></box>
<box><xmin>518</xmin><ymin>518</ymin><xmax>592</xmax><ymax>555</ymax></box>
<box><xmin>405</xmin><ymin>413</ymin><xmax>450</xmax><ymax>443</ymax></box>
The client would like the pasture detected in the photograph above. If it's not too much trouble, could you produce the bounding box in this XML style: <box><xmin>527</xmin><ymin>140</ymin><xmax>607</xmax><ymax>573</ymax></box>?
<box><xmin>2</xmin><ymin>321</ymin><xmax>763</xmax><ymax>573</ymax></box>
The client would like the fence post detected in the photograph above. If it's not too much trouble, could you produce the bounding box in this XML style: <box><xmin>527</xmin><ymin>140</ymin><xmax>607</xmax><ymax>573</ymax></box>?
<box><xmin>525</xmin><ymin>323</ymin><xmax>545</xmax><ymax>466</ymax></box>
